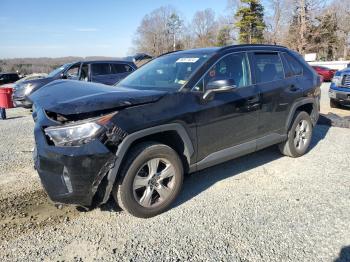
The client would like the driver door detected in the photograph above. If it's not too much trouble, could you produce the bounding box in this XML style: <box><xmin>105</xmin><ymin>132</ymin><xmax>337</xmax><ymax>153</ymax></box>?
<box><xmin>194</xmin><ymin>52</ymin><xmax>261</xmax><ymax>165</ymax></box>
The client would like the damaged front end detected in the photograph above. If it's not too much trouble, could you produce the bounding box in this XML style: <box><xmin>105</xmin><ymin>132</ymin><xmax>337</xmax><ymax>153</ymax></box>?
<box><xmin>29</xmin><ymin>80</ymin><xmax>165</xmax><ymax>208</ymax></box>
<box><xmin>33</xmin><ymin>106</ymin><xmax>128</xmax><ymax>208</ymax></box>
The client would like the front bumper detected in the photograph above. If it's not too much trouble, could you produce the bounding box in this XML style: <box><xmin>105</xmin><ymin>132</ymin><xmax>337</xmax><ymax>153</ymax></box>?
<box><xmin>329</xmin><ymin>86</ymin><xmax>350</xmax><ymax>105</ymax></box>
<box><xmin>33</xmin><ymin>108</ymin><xmax>116</xmax><ymax>207</ymax></box>
<box><xmin>13</xmin><ymin>96</ymin><xmax>33</xmax><ymax>108</ymax></box>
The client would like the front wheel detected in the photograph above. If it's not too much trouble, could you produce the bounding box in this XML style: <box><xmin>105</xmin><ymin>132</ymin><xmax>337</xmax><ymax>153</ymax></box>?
<box><xmin>113</xmin><ymin>142</ymin><xmax>184</xmax><ymax>218</ymax></box>
<box><xmin>279</xmin><ymin>111</ymin><xmax>313</xmax><ymax>158</ymax></box>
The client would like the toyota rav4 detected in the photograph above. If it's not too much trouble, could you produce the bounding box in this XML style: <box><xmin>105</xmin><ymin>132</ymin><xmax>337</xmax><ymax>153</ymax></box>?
<box><xmin>30</xmin><ymin>45</ymin><xmax>321</xmax><ymax>218</ymax></box>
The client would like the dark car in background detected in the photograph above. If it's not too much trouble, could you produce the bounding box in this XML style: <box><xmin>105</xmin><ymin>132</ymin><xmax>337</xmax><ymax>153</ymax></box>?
<box><xmin>0</xmin><ymin>73</ymin><xmax>20</xmax><ymax>85</ymax></box>
<box><xmin>311</xmin><ymin>66</ymin><xmax>337</xmax><ymax>82</ymax></box>
<box><xmin>30</xmin><ymin>44</ymin><xmax>321</xmax><ymax>218</ymax></box>
<box><xmin>126</xmin><ymin>53</ymin><xmax>153</xmax><ymax>67</ymax></box>
<box><xmin>13</xmin><ymin>60</ymin><xmax>136</xmax><ymax>108</ymax></box>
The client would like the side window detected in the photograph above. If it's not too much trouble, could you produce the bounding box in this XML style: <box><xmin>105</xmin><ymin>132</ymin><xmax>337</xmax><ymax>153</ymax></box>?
<box><xmin>91</xmin><ymin>63</ymin><xmax>110</xmax><ymax>76</ymax></box>
<box><xmin>79</xmin><ymin>64</ymin><xmax>89</xmax><ymax>81</ymax></box>
<box><xmin>254</xmin><ymin>53</ymin><xmax>284</xmax><ymax>83</ymax></box>
<box><xmin>65</xmin><ymin>64</ymin><xmax>80</xmax><ymax>79</ymax></box>
<box><xmin>111</xmin><ymin>63</ymin><xmax>134</xmax><ymax>74</ymax></box>
<box><xmin>193</xmin><ymin>52</ymin><xmax>251</xmax><ymax>91</ymax></box>
<box><xmin>283</xmin><ymin>53</ymin><xmax>303</xmax><ymax>76</ymax></box>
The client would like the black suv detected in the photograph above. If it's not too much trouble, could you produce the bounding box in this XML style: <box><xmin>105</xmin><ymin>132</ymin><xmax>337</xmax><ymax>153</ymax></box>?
<box><xmin>13</xmin><ymin>60</ymin><xmax>136</xmax><ymax>108</ymax></box>
<box><xmin>31</xmin><ymin>45</ymin><xmax>321</xmax><ymax>218</ymax></box>
<box><xmin>0</xmin><ymin>73</ymin><xmax>20</xmax><ymax>85</ymax></box>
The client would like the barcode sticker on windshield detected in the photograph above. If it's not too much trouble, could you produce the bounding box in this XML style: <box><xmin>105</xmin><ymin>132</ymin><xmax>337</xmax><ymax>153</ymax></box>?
<box><xmin>176</xmin><ymin>58</ymin><xmax>199</xmax><ymax>63</ymax></box>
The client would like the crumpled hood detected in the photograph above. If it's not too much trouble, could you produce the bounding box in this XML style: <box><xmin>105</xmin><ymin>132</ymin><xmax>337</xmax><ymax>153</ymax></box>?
<box><xmin>30</xmin><ymin>80</ymin><xmax>166</xmax><ymax>115</ymax></box>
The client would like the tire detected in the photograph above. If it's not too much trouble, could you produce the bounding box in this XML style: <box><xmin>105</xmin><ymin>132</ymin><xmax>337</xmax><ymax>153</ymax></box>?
<box><xmin>279</xmin><ymin>111</ymin><xmax>313</xmax><ymax>158</ymax></box>
<box><xmin>113</xmin><ymin>142</ymin><xmax>184</xmax><ymax>218</ymax></box>
<box><xmin>330</xmin><ymin>98</ymin><xmax>340</xmax><ymax>108</ymax></box>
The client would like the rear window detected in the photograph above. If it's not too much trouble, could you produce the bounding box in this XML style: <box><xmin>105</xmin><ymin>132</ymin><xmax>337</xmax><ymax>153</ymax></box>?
<box><xmin>283</xmin><ymin>53</ymin><xmax>303</xmax><ymax>76</ymax></box>
<box><xmin>254</xmin><ymin>53</ymin><xmax>284</xmax><ymax>83</ymax></box>
<box><xmin>91</xmin><ymin>63</ymin><xmax>110</xmax><ymax>76</ymax></box>
<box><xmin>111</xmin><ymin>63</ymin><xmax>134</xmax><ymax>74</ymax></box>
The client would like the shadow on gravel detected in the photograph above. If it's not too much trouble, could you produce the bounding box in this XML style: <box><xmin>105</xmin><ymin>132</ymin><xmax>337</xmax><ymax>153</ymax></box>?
<box><xmin>318</xmin><ymin>113</ymin><xmax>350</xmax><ymax>128</ymax></box>
<box><xmin>99</xmin><ymin>198</ymin><xmax>123</xmax><ymax>212</ymax></box>
<box><xmin>5</xmin><ymin>116</ymin><xmax>26</xmax><ymax>120</ymax></box>
<box><xmin>334</xmin><ymin>246</ymin><xmax>350</xmax><ymax>262</ymax></box>
<box><xmin>173</xmin><ymin>124</ymin><xmax>330</xmax><ymax>210</ymax></box>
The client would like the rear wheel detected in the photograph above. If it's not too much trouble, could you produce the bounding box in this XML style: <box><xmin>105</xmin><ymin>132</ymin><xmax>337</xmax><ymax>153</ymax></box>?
<box><xmin>113</xmin><ymin>142</ymin><xmax>183</xmax><ymax>218</ymax></box>
<box><xmin>279</xmin><ymin>111</ymin><xmax>313</xmax><ymax>158</ymax></box>
<box><xmin>330</xmin><ymin>98</ymin><xmax>340</xmax><ymax>108</ymax></box>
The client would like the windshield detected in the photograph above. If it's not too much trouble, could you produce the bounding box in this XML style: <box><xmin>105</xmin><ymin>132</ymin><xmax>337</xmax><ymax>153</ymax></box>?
<box><xmin>47</xmin><ymin>64</ymin><xmax>70</xmax><ymax>78</ymax></box>
<box><xmin>116</xmin><ymin>53</ymin><xmax>211</xmax><ymax>91</ymax></box>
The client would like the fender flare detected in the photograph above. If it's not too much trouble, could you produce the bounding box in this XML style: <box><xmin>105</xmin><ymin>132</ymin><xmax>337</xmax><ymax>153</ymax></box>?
<box><xmin>285</xmin><ymin>97</ymin><xmax>319</xmax><ymax>131</ymax></box>
<box><xmin>100</xmin><ymin>123</ymin><xmax>194</xmax><ymax>204</ymax></box>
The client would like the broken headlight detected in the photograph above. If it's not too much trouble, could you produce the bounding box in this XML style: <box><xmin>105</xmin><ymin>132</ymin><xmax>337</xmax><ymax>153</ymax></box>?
<box><xmin>44</xmin><ymin>113</ymin><xmax>116</xmax><ymax>146</ymax></box>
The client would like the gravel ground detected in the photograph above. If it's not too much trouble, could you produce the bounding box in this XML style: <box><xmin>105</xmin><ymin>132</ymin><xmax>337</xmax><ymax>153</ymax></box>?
<box><xmin>0</xmin><ymin>83</ymin><xmax>349</xmax><ymax>261</ymax></box>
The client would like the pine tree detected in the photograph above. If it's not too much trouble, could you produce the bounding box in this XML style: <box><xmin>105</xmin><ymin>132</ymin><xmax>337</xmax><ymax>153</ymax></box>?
<box><xmin>235</xmin><ymin>0</ymin><xmax>266</xmax><ymax>44</ymax></box>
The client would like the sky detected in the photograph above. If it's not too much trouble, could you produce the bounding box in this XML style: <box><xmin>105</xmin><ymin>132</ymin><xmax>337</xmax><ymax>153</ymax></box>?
<box><xmin>0</xmin><ymin>0</ymin><xmax>230</xmax><ymax>58</ymax></box>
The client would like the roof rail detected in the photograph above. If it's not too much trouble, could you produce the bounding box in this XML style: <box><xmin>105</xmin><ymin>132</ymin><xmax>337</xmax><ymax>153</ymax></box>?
<box><xmin>220</xmin><ymin>44</ymin><xmax>287</xmax><ymax>51</ymax></box>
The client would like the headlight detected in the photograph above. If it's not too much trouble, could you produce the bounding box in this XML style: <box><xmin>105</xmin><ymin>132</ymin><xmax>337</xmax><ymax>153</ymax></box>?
<box><xmin>44</xmin><ymin>112</ymin><xmax>117</xmax><ymax>146</ymax></box>
<box><xmin>24</xmin><ymin>83</ymin><xmax>35</xmax><ymax>95</ymax></box>
<box><xmin>332</xmin><ymin>76</ymin><xmax>342</xmax><ymax>86</ymax></box>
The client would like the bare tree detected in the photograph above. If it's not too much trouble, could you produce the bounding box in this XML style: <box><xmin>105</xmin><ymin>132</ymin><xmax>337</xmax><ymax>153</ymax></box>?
<box><xmin>133</xmin><ymin>6</ymin><xmax>183</xmax><ymax>56</ymax></box>
<box><xmin>332</xmin><ymin>0</ymin><xmax>350</xmax><ymax>59</ymax></box>
<box><xmin>191</xmin><ymin>9</ymin><xmax>218</xmax><ymax>47</ymax></box>
<box><xmin>264</xmin><ymin>0</ymin><xmax>293</xmax><ymax>45</ymax></box>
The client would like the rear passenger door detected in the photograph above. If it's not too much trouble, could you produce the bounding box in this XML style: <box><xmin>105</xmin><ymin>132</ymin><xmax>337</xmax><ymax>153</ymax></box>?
<box><xmin>281</xmin><ymin>52</ymin><xmax>305</xmax><ymax>99</ymax></box>
<box><xmin>252</xmin><ymin>52</ymin><xmax>291</xmax><ymax>139</ymax></box>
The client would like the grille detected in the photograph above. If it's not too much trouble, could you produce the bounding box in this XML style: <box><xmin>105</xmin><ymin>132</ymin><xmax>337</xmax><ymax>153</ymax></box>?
<box><xmin>342</xmin><ymin>75</ymin><xmax>350</xmax><ymax>88</ymax></box>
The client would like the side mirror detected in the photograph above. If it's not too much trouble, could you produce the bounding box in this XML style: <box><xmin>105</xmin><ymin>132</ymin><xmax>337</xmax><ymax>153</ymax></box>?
<box><xmin>203</xmin><ymin>78</ymin><xmax>236</xmax><ymax>100</ymax></box>
<box><xmin>60</xmin><ymin>73</ymin><xmax>67</xmax><ymax>79</ymax></box>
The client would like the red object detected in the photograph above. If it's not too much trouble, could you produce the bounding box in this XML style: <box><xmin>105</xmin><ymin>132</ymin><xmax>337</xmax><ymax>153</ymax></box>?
<box><xmin>312</xmin><ymin>66</ymin><xmax>337</xmax><ymax>82</ymax></box>
<box><xmin>0</xmin><ymin>87</ymin><xmax>14</xmax><ymax>108</ymax></box>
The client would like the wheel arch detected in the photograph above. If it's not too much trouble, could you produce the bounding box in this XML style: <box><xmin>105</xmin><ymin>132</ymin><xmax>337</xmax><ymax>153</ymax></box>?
<box><xmin>285</xmin><ymin>98</ymin><xmax>319</xmax><ymax>132</ymax></box>
<box><xmin>99</xmin><ymin>123</ymin><xmax>194</xmax><ymax>205</ymax></box>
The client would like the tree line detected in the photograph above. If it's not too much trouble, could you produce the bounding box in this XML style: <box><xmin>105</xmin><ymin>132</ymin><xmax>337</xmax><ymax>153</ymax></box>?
<box><xmin>0</xmin><ymin>56</ymin><xmax>119</xmax><ymax>75</ymax></box>
<box><xmin>1</xmin><ymin>0</ymin><xmax>349</xmax><ymax>75</ymax></box>
<box><xmin>133</xmin><ymin>0</ymin><xmax>350</xmax><ymax>61</ymax></box>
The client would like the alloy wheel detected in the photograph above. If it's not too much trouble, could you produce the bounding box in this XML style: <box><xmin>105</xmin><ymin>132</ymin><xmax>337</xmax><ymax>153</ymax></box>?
<box><xmin>294</xmin><ymin>119</ymin><xmax>311</xmax><ymax>151</ymax></box>
<box><xmin>132</xmin><ymin>158</ymin><xmax>176</xmax><ymax>208</ymax></box>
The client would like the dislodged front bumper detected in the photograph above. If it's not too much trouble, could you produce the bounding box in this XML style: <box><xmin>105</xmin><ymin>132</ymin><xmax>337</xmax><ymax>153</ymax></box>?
<box><xmin>33</xmin><ymin>109</ymin><xmax>116</xmax><ymax>207</ymax></box>
<box><xmin>13</xmin><ymin>97</ymin><xmax>33</xmax><ymax>108</ymax></box>
<box><xmin>13</xmin><ymin>89</ymin><xmax>33</xmax><ymax>108</ymax></box>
